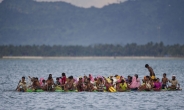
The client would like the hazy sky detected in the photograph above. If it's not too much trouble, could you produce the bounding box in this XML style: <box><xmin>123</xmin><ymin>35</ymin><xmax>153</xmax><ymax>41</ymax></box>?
<box><xmin>0</xmin><ymin>0</ymin><xmax>127</xmax><ymax>8</ymax></box>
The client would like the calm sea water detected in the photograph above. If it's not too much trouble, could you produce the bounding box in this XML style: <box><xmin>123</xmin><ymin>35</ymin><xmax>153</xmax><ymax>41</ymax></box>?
<box><xmin>0</xmin><ymin>58</ymin><xmax>184</xmax><ymax>110</ymax></box>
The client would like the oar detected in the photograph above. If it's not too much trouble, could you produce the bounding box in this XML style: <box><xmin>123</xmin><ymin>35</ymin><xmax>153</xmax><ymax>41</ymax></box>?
<box><xmin>15</xmin><ymin>80</ymin><xmax>21</xmax><ymax>91</ymax></box>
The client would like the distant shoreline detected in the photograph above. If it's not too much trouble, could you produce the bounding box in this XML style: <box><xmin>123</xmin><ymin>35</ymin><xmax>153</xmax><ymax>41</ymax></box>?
<box><xmin>1</xmin><ymin>56</ymin><xmax>184</xmax><ymax>60</ymax></box>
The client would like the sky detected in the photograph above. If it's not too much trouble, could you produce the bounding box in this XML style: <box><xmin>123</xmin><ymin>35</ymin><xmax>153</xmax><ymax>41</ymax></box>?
<box><xmin>0</xmin><ymin>0</ymin><xmax>127</xmax><ymax>8</ymax></box>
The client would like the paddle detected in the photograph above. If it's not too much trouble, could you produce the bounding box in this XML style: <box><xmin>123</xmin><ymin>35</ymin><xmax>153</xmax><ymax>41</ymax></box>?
<box><xmin>15</xmin><ymin>80</ymin><xmax>21</xmax><ymax>91</ymax></box>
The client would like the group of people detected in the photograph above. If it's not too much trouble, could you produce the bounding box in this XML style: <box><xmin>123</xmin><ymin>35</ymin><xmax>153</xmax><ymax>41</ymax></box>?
<box><xmin>16</xmin><ymin>64</ymin><xmax>181</xmax><ymax>92</ymax></box>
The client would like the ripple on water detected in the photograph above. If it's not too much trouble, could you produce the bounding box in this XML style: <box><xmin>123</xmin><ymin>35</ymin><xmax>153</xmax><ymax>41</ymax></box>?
<box><xmin>0</xmin><ymin>59</ymin><xmax>184</xmax><ymax>110</ymax></box>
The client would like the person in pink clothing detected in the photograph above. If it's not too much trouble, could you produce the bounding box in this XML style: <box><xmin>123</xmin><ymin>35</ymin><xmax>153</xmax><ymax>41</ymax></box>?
<box><xmin>153</xmin><ymin>78</ymin><xmax>162</xmax><ymax>91</ymax></box>
<box><xmin>135</xmin><ymin>74</ymin><xmax>141</xmax><ymax>87</ymax></box>
<box><xmin>129</xmin><ymin>74</ymin><xmax>141</xmax><ymax>90</ymax></box>
<box><xmin>39</xmin><ymin>78</ymin><xmax>44</xmax><ymax>86</ymax></box>
<box><xmin>89</xmin><ymin>74</ymin><xmax>94</xmax><ymax>82</ymax></box>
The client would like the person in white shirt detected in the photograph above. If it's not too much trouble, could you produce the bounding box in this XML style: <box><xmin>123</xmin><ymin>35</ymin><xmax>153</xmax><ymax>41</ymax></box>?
<box><xmin>168</xmin><ymin>75</ymin><xmax>180</xmax><ymax>90</ymax></box>
<box><xmin>16</xmin><ymin>76</ymin><xmax>27</xmax><ymax>92</ymax></box>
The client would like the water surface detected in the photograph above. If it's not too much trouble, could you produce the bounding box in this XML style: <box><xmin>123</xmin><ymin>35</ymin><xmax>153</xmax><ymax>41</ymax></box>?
<box><xmin>0</xmin><ymin>58</ymin><xmax>184</xmax><ymax>110</ymax></box>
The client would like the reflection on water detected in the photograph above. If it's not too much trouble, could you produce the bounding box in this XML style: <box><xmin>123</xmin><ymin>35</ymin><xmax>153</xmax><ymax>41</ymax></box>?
<box><xmin>0</xmin><ymin>59</ymin><xmax>184</xmax><ymax>110</ymax></box>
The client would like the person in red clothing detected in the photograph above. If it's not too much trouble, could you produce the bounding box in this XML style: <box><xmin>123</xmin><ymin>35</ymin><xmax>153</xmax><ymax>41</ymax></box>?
<box><xmin>61</xmin><ymin>73</ymin><xmax>66</xmax><ymax>89</ymax></box>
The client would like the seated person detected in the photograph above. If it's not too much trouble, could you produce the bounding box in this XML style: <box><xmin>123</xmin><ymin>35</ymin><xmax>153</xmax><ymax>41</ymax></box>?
<box><xmin>32</xmin><ymin>77</ymin><xmax>41</xmax><ymax>90</ymax></box>
<box><xmin>110</xmin><ymin>79</ymin><xmax>115</xmax><ymax>88</ymax></box>
<box><xmin>168</xmin><ymin>75</ymin><xmax>180</xmax><ymax>90</ymax></box>
<box><xmin>117</xmin><ymin>79</ymin><xmax>127</xmax><ymax>92</ymax></box>
<box><xmin>41</xmin><ymin>79</ymin><xmax>47</xmax><ymax>91</ymax></box>
<box><xmin>84</xmin><ymin>78</ymin><xmax>94</xmax><ymax>92</ymax></box>
<box><xmin>76</xmin><ymin>77</ymin><xmax>84</xmax><ymax>92</ymax></box>
<box><xmin>104</xmin><ymin>78</ymin><xmax>112</xmax><ymax>92</ymax></box>
<box><xmin>16</xmin><ymin>76</ymin><xmax>27</xmax><ymax>92</ymax></box>
<box><xmin>126</xmin><ymin>75</ymin><xmax>132</xmax><ymax>85</ymax></box>
<box><xmin>64</xmin><ymin>76</ymin><xmax>74</xmax><ymax>91</ymax></box>
<box><xmin>97</xmin><ymin>78</ymin><xmax>104</xmax><ymax>92</ymax></box>
<box><xmin>161</xmin><ymin>73</ymin><xmax>168</xmax><ymax>89</ymax></box>
<box><xmin>153</xmin><ymin>78</ymin><xmax>161</xmax><ymax>91</ymax></box>
<box><xmin>129</xmin><ymin>74</ymin><xmax>141</xmax><ymax>90</ymax></box>
<box><xmin>55</xmin><ymin>77</ymin><xmax>61</xmax><ymax>86</ymax></box>
<box><xmin>83</xmin><ymin>75</ymin><xmax>88</xmax><ymax>85</ymax></box>
<box><xmin>46</xmin><ymin>76</ymin><xmax>54</xmax><ymax>91</ymax></box>
<box><xmin>60</xmin><ymin>73</ymin><xmax>66</xmax><ymax>90</ymax></box>
<box><xmin>139</xmin><ymin>76</ymin><xmax>152</xmax><ymax>91</ymax></box>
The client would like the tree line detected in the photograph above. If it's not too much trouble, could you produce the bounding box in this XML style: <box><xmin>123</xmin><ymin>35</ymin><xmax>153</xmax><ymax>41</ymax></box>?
<box><xmin>0</xmin><ymin>42</ymin><xmax>184</xmax><ymax>57</ymax></box>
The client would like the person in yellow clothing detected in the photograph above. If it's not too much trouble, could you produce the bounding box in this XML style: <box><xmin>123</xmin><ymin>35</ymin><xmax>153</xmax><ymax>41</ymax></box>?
<box><xmin>145</xmin><ymin>64</ymin><xmax>156</xmax><ymax>80</ymax></box>
<box><xmin>117</xmin><ymin>79</ymin><xmax>127</xmax><ymax>92</ymax></box>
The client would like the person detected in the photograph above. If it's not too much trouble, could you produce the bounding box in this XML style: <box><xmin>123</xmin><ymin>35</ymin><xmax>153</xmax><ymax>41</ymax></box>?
<box><xmin>89</xmin><ymin>74</ymin><xmax>94</xmax><ymax>82</ymax></box>
<box><xmin>41</xmin><ymin>79</ymin><xmax>47</xmax><ymax>91</ymax></box>
<box><xmin>55</xmin><ymin>77</ymin><xmax>60</xmax><ymax>86</ymax></box>
<box><xmin>64</xmin><ymin>76</ymin><xmax>74</xmax><ymax>91</ymax></box>
<box><xmin>139</xmin><ymin>76</ymin><xmax>152</xmax><ymax>91</ymax></box>
<box><xmin>16</xmin><ymin>76</ymin><xmax>27</xmax><ymax>92</ymax></box>
<box><xmin>83</xmin><ymin>75</ymin><xmax>88</xmax><ymax>85</ymax></box>
<box><xmin>129</xmin><ymin>74</ymin><xmax>141</xmax><ymax>90</ymax></box>
<box><xmin>104</xmin><ymin>77</ymin><xmax>112</xmax><ymax>92</ymax></box>
<box><xmin>39</xmin><ymin>78</ymin><xmax>44</xmax><ymax>86</ymax></box>
<box><xmin>117</xmin><ymin>79</ymin><xmax>127</xmax><ymax>92</ymax></box>
<box><xmin>168</xmin><ymin>75</ymin><xmax>180</xmax><ymax>90</ymax></box>
<box><xmin>32</xmin><ymin>77</ymin><xmax>41</xmax><ymax>90</ymax></box>
<box><xmin>126</xmin><ymin>75</ymin><xmax>132</xmax><ymax>85</ymax></box>
<box><xmin>76</xmin><ymin>77</ymin><xmax>84</xmax><ymax>92</ymax></box>
<box><xmin>97</xmin><ymin>78</ymin><xmax>104</xmax><ymax>92</ymax></box>
<box><xmin>145</xmin><ymin>76</ymin><xmax>152</xmax><ymax>91</ymax></box>
<box><xmin>92</xmin><ymin>77</ymin><xmax>98</xmax><ymax>90</ymax></box>
<box><xmin>135</xmin><ymin>74</ymin><xmax>141</xmax><ymax>87</ymax></box>
<box><xmin>84</xmin><ymin>78</ymin><xmax>94</xmax><ymax>92</ymax></box>
<box><xmin>153</xmin><ymin>78</ymin><xmax>162</xmax><ymax>91</ymax></box>
<box><xmin>60</xmin><ymin>73</ymin><xmax>66</xmax><ymax>89</ymax></box>
<box><xmin>161</xmin><ymin>73</ymin><xmax>168</xmax><ymax>89</ymax></box>
<box><xmin>46</xmin><ymin>75</ymin><xmax>54</xmax><ymax>91</ymax></box>
<box><xmin>110</xmin><ymin>79</ymin><xmax>115</xmax><ymax>87</ymax></box>
<box><xmin>145</xmin><ymin>64</ymin><xmax>155</xmax><ymax>80</ymax></box>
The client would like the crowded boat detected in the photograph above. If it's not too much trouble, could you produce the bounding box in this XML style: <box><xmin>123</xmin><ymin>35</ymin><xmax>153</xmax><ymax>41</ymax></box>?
<box><xmin>16</xmin><ymin>64</ymin><xmax>181</xmax><ymax>92</ymax></box>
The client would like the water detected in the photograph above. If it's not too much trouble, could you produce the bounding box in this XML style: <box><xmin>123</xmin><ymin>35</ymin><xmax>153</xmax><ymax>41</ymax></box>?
<box><xmin>0</xmin><ymin>58</ymin><xmax>184</xmax><ymax>110</ymax></box>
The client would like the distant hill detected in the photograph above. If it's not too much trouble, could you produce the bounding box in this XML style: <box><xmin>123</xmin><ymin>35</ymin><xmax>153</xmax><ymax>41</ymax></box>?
<box><xmin>0</xmin><ymin>0</ymin><xmax>184</xmax><ymax>45</ymax></box>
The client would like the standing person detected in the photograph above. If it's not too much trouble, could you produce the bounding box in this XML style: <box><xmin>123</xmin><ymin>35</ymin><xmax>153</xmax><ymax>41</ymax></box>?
<box><xmin>161</xmin><ymin>73</ymin><xmax>168</xmax><ymax>89</ymax></box>
<box><xmin>145</xmin><ymin>64</ymin><xmax>156</xmax><ymax>80</ymax></box>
